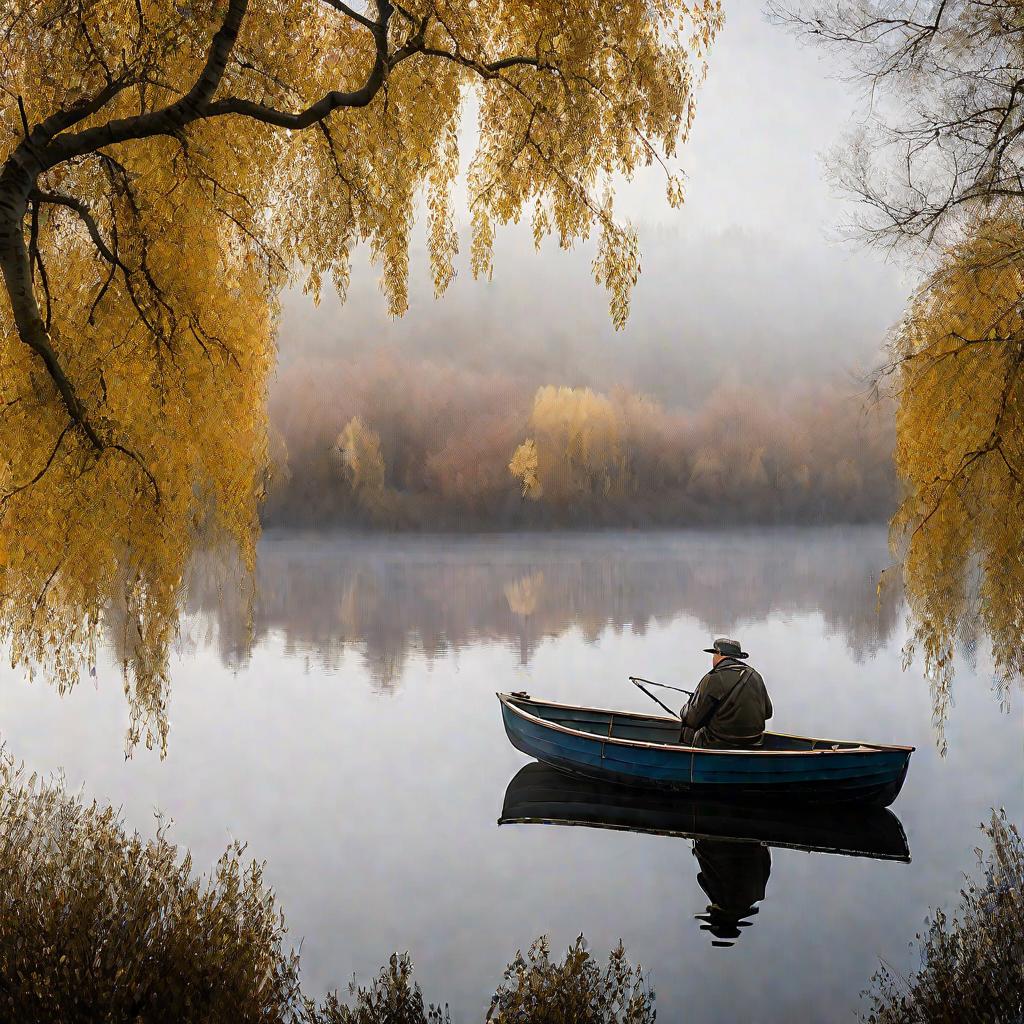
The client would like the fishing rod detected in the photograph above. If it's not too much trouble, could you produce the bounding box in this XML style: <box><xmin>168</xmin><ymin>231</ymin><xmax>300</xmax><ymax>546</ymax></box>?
<box><xmin>629</xmin><ymin>675</ymin><xmax>693</xmax><ymax>719</ymax></box>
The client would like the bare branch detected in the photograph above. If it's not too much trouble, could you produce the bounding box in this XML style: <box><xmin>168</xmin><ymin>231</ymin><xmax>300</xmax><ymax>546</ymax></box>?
<box><xmin>774</xmin><ymin>0</ymin><xmax>1024</xmax><ymax>249</ymax></box>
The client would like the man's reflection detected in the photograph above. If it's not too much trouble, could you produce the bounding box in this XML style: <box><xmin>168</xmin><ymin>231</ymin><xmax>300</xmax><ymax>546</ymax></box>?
<box><xmin>691</xmin><ymin>838</ymin><xmax>771</xmax><ymax>947</ymax></box>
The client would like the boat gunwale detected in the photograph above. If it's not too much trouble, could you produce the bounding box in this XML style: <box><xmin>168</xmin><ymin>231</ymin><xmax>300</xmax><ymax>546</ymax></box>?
<box><xmin>497</xmin><ymin>692</ymin><xmax>916</xmax><ymax>756</ymax></box>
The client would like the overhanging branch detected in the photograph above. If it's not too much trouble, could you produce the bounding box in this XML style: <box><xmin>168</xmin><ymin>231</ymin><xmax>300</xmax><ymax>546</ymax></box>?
<box><xmin>0</xmin><ymin>0</ymin><xmax>617</xmax><ymax>475</ymax></box>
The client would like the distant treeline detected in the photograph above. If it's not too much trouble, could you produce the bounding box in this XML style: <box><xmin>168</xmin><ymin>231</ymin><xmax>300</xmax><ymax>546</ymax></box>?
<box><xmin>263</xmin><ymin>353</ymin><xmax>895</xmax><ymax>529</ymax></box>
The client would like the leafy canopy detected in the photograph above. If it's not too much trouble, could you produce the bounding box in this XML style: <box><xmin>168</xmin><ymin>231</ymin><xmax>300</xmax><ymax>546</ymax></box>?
<box><xmin>891</xmin><ymin>221</ymin><xmax>1024</xmax><ymax>738</ymax></box>
<box><xmin>0</xmin><ymin>0</ymin><xmax>721</xmax><ymax>748</ymax></box>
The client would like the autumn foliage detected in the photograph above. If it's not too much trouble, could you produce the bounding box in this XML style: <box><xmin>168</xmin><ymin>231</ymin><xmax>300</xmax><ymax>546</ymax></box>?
<box><xmin>888</xmin><ymin>221</ymin><xmax>1024</xmax><ymax>731</ymax></box>
<box><xmin>265</xmin><ymin>356</ymin><xmax>895</xmax><ymax>528</ymax></box>
<box><xmin>0</xmin><ymin>753</ymin><xmax>303</xmax><ymax>1022</ymax></box>
<box><xmin>0</xmin><ymin>0</ymin><xmax>721</xmax><ymax>735</ymax></box>
<box><xmin>780</xmin><ymin>0</ymin><xmax>1024</xmax><ymax>715</ymax></box>
<box><xmin>864</xmin><ymin>812</ymin><xmax>1024</xmax><ymax>1024</ymax></box>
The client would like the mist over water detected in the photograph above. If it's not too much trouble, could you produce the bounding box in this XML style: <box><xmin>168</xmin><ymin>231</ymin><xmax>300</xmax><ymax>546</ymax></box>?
<box><xmin>3</xmin><ymin>3</ymin><xmax>1018</xmax><ymax>1019</ymax></box>
<box><xmin>278</xmin><ymin>225</ymin><xmax>906</xmax><ymax>406</ymax></box>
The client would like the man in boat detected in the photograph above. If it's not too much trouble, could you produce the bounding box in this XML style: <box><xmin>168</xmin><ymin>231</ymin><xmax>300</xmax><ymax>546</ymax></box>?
<box><xmin>679</xmin><ymin>638</ymin><xmax>772</xmax><ymax>748</ymax></box>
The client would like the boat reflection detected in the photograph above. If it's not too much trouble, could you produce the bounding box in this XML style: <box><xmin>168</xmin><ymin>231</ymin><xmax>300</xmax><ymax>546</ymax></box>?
<box><xmin>499</xmin><ymin>762</ymin><xmax>911</xmax><ymax>947</ymax></box>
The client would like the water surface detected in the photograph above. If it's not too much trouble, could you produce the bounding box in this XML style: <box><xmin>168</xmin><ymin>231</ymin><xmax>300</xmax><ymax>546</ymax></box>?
<box><xmin>2</xmin><ymin>527</ymin><xmax>1020</xmax><ymax>1021</ymax></box>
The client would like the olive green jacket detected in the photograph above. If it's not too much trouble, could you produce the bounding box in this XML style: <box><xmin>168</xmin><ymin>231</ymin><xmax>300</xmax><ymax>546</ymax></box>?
<box><xmin>681</xmin><ymin>657</ymin><xmax>772</xmax><ymax>749</ymax></box>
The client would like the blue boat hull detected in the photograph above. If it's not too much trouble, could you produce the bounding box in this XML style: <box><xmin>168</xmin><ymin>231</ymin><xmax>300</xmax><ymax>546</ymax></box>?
<box><xmin>499</xmin><ymin>695</ymin><xmax>912</xmax><ymax>807</ymax></box>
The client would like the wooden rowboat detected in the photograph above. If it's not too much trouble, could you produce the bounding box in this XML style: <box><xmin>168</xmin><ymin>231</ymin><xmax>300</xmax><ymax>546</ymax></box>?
<box><xmin>499</xmin><ymin>762</ymin><xmax>911</xmax><ymax>861</ymax></box>
<box><xmin>497</xmin><ymin>692</ymin><xmax>914</xmax><ymax>806</ymax></box>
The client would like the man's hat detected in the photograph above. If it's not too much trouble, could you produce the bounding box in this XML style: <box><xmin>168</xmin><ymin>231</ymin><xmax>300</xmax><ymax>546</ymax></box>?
<box><xmin>703</xmin><ymin>637</ymin><xmax>749</xmax><ymax>659</ymax></box>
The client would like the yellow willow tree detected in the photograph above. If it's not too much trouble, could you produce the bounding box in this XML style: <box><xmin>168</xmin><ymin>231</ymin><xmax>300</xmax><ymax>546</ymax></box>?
<box><xmin>0</xmin><ymin>0</ymin><xmax>722</xmax><ymax>750</ymax></box>
<box><xmin>776</xmin><ymin>0</ymin><xmax>1024</xmax><ymax>733</ymax></box>
<box><xmin>891</xmin><ymin>223</ymin><xmax>1024</xmax><ymax>729</ymax></box>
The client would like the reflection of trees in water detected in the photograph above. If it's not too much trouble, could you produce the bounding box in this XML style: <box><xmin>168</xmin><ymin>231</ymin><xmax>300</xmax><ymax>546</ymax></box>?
<box><xmin>188</xmin><ymin>530</ymin><xmax>903</xmax><ymax>689</ymax></box>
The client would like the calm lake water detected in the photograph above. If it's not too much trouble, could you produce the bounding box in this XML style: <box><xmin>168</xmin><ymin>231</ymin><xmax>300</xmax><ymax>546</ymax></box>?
<box><xmin>2</xmin><ymin>526</ymin><xmax>1021</xmax><ymax>1021</ymax></box>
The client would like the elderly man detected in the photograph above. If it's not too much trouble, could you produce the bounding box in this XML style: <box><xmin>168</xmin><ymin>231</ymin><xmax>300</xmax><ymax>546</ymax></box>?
<box><xmin>679</xmin><ymin>638</ymin><xmax>772</xmax><ymax>749</ymax></box>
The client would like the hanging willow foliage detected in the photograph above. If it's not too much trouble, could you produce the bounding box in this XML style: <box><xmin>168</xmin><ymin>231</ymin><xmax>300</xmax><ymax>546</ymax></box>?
<box><xmin>0</xmin><ymin>0</ymin><xmax>721</xmax><ymax>750</ymax></box>
<box><xmin>775</xmin><ymin>0</ymin><xmax>1024</xmax><ymax>729</ymax></box>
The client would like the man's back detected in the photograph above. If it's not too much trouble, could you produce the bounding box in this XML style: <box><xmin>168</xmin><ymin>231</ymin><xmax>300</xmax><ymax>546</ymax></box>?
<box><xmin>683</xmin><ymin>656</ymin><xmax>773</xmax><ymax>749</ymax></box>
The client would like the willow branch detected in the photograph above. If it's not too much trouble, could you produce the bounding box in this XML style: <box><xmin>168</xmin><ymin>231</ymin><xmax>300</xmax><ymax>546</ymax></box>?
<box><xmin>0</xmin><ymin>419</ymin><xmax>74</xmax><ymax>505</ymax></box>
<box><xmin>47</xmin><ymin>0</ymin><xmax>250</xmax><ymax>165</ymax></box>
<box><xmin>31</xmin><ymin>190</ymin><xmax>127</xmax><ymax>271</ymax></box>
<box><xmin>319</xmin><ymin>0</ymin><xmax>377</xmax><ymax>32</ymax></box>
<box><xmin>0</xmin><ymin>0</ymin><xmax>565</xmax><ymax>460</ymax></box>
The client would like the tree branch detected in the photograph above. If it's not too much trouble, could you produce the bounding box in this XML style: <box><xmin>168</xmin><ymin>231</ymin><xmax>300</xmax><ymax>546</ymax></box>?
<box><xmin>31</xmin><ymin>190</ymin><xmax>127</xmax><ymax>272</ymax></box>
<box><xmin>0</xmin><ymin>419</ymin><xmax>74</xmax><ymax>506</ymax></box>
<box><xmin>319</xmin><ymin>0</ymin><xmax>377</xmax><ymax>32</ymax></box>
<box><xmin>109</xmin><ymin>443</ymin><xmax>161</xmax><ymax>504</ymax></box>
<box><xmin>31</xmin><ymin>186</ymin><xmax>167</xmax><ymax>343</ymax></box>
<box><xmin>34</xmin><ymin>73</ymin><xmax>136</xmax><ymax>140</ymax></box>
<box><xmin>0</xmin><ymin>221</ymin><xmax>104</xmax><ymax>450</ymax></box>
<box><xmin>46</xmin><ymin>0</ymin><xmax>250</xmax><ymax>165</ymax></box>
<box><xmin>0</xmin><ymin>0</ymin><xmax>590</xmax><ymax>469</ymax></box>
<box><xmin>205</xmin><ymin>0</ymin><xmax>393</xmax><ymax>128</ymax></box>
